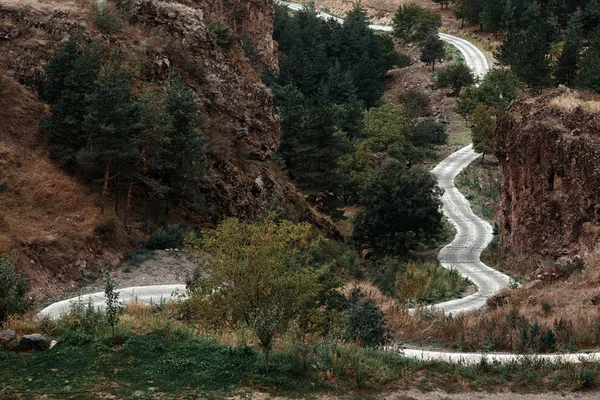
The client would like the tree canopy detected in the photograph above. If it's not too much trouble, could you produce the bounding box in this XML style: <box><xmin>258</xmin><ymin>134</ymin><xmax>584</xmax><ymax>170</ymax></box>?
<box><xmin>352</xmin><ymin>161</ymin><xmax>444</xmax><ymax>256</ymax></box>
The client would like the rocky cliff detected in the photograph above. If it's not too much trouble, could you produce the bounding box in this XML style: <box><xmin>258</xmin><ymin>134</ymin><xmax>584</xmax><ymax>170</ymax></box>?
<box><xmin>0</xmin><ymin>0</ymin><xmax>323</xmax><ymax>297</ymax></box>
<box><xmin>495</xmin><ymin>89</ymin><xmax>600</xmax><ymax>259</ymax></box>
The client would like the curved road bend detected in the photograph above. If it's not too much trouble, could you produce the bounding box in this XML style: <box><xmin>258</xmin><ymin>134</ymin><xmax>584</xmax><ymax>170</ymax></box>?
<box><xmin>40</xmin><ymin>3</ymin><xmax>600</xmax><ymax>364</ymax></box>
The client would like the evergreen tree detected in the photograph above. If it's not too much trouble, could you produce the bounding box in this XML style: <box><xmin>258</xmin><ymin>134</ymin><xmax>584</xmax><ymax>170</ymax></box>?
<box><xmin>555</xmin><ymin>9</ymin><xmax>583</xmax><ymax>86</ymax></box>
<box><xmin>77</xmin><ymin>62</ymin><xmax>142</xmax><ymax>212</ymax></box>
<box><xmin>582</xmin><ymin>0</ymin><xmax>600</xmax><ymax>35</ymax></box>
<box><xmin>40</xmin><ymin>33</ymin><xmax>101</xmax><ymax>166</ymax></box>
<box><xmin>393</xmin><ymin>4</ymin><xmax>442</xmax><ymax>42</ymax></box>
<box><xmin>157</xmin><ymin>73</ymin><xmax>205</xmax><ymax>205</ymax></box>
<box><xmin>576</xmin><ymin>29</ymin><xmax>600</xmax><ymax>92</ymax></box>
<box><xmin>497</xmin><ymin>22</ymin><xmax>553</xmax><ymax>91</ymax></box>
<box><xmin>352</xmin><ymin>161</ymin><xmax>444</xmax><ymax>255</ymax></box>
<box><xmin>420</xmin><ymin>33</ymin><xmax>446</xmax><ymax>71</ymax></box>
<box><xmin>481</xmin><ymin>0</ymin><xmax>507</xmax><ymax>35</ymax></box>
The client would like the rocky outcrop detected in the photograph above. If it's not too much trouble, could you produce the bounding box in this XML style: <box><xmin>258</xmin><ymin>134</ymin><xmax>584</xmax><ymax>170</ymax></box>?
<box><xmin>185</xmin><ymin>0</ymin><xmax>279</xmax><ymax>71</ymax></box>
<box><xmin>495</xmin><ymin>89</ymin><xmax>600</xmax><ymax>258</ymax></box>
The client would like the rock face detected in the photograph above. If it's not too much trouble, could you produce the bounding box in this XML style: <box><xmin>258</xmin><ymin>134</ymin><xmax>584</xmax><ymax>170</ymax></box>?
<box><xmin>185</xmin><ymin>0</ymin><xmax>279</xmax><ymax>71</ymax></box>
<box><xmin>495</xmin><ymin>89</ymin><xmax>600</xmax><ymax>258</ymax></box>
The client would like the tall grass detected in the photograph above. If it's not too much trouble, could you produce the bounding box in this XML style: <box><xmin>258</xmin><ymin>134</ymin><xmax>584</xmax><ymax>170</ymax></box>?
<box><xmin>369</xmin><ymin>259</ymin><xmax>471</xmax><ymax>306</ymax></box>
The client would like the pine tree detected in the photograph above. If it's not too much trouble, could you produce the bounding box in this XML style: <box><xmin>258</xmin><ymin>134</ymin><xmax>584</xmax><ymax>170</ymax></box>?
<box><xmin>77</xmin><ymin>62</ymin><xmax>142</xmax><ymax>212</ymax></box>
<box><xmin>497</xmin><ymin>22</ymin><xmax>552</xmax><ymax>91</ymax></box>
<box><xmin>555</xmin><ymin>8</ymin><xmax>583</xmax><ymax>86</ymax></box>
<box><xmin>40</xmin><ymin>33</ymin><xmax>101</xmax><ymax>166</ymax></box>
<box><xmin>576</xmin><ymin>30</ymin><xmax>600</xmax><ymax>92</ymax></box>
<box><xmin>420</xmin><ymin>33</ymin><xmax>446</xmax><ymax>71</ymax></box>
<box><xmin>158</xmin><ymin>73</ymin><xmax>205</xmax><ymax>205</ymax></box>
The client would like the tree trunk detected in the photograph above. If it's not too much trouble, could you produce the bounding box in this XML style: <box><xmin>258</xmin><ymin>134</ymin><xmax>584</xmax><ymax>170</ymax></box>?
<box><xmin>124</xmin><ymin>178</ymin><xmax>134</xmax><ymax>233</ymax></box>
<box><xmin>265</xmin><ymin>350</ymin><xmax>270</xmax><ymax>374</ymax></box>
<box><xmin>114</xmin><ymin>178</ymin><xmax>120</xmax><ymax>217</ymax></box>
<box><xmin>432</xmin><ymin>59</ymin><xmax>436</xmax><ymax>71</ymax></box>
<box><xmin>481</xmin><ymin>152</ymin><xmax>486</xmax><ymax>164</ymax></box>
<box><xmin>101</xmin><ymin>161</ymin><xmax>111</xmax><ymax>213</ymax></box>
<box><xmin>461</xmin><ymin>18</ymin><xmax>464</xmax><ymax>29</ymax></box>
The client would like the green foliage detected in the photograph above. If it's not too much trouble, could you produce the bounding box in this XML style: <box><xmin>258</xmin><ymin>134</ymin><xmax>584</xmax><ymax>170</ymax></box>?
<box><xmin>92</xmin><ymin>3</ymin><xmax>124</xmax><ymax>34</ymax></box>
<box><xmin>576</xmin><ymin>29</ymin><xmax>600</xmax><ymax>92</ymax></box>
<box><xmin>362</xmin><ymin>104</ymin><xmax>422</xmax><ymax>165</ymax></box>
<box><xmin>77</xmin><ymin>60</ymin><xmax>142</xmax><ymax>210</ymax></box>
<box><xmin>496</xmin><ymin>22</ymin><xmax>554</xmax><ymax>91</ymax></box>
<box><xmin>104</xmin><ymin>271</ymin><xmax>123</xmax><ymax>339</ymax></box>
<box><xmin>411</xmin><ymin>119</ymin><xmax>448</xmax><ymax>148</ymax></box>
<box><xmin>398</xmin><ymin>89</ymin><xmax>431</xmax><ymax>121</ymax></box>
<box><xmin>145</xmin><ymin>223</ymin><xmax>186</xmax><ymax>250</ymax></box>
<box><xmin>393</xmin><ymin>4</ymin><xmax>442</xmax><ymax>42</ymax></box>
<box><xmin>555</xmin><ymin>8</ymin><xmax>583</xmax><ymax>86</ymax></box>
<box><xmin>142</xmin><ymin>73</ymin><xmax>206</xmax><ymax>206</ymax></box>
<box><xmin>436</xmin><ymin>62</ymin><xmax>476</xmax><ymax>96</ymax></box>
<box><xmin>42</xmin><ymin>38</ymin><xmax>207</xmax><ymax>216</ymax></box>
<box><xmin>455</xmin><ymin>68</ymin><xmax>521</xmax><ymax>117</ymax></box>
<box><xmin>353</xmin><ymin>161</ymin><xmax>444</xmax><ymax>256</ymax></box>
<box><xmin>206</xmin><ymin>18</ymin><xmax>235</xmax><ymax>48</ymax></box>
<box><xmin>470</xmin><ymin>105</ymin><xmax>496</xmax><ymax>159</ymax></box>
<box><xmin>184</xmin><ymin>217</ymin><xmax>329</xmax><ymax>342</ymax></box>
<box><xmin>40</xmin><ymin>33</ymin><xmax>101</xmax><ymax>166</ymax></box>
<box><xmin>0</xmin><ymin>258</ymin><xmax>31</xmax><ymax>323</ymax></box>
<box><xmin>420</xmin><ymin>33</ymin><xmax>446</xmax><ymax>71</ymax></box>
<box><xmin>273</xmin><ymin>4</ymin><xmax>401</xmax><ymax>196</ymax></box>
<box><xmin>343</xmin><ymin>289</ymin><xmax>390</xmax><ymax>348</ymax></box>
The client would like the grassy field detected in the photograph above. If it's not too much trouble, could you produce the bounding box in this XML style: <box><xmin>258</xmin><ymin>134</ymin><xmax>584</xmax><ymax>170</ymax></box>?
<box><xmin>3</xmin><ymin>305</ymin><xmax>600</xmax><ymax>399</ymax></box>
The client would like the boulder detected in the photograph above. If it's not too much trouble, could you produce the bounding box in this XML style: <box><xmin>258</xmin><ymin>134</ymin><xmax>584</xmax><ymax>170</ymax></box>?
<box><xmin>591</xmin><ymin>293</ymin><xmax>600</xmax><ymax>306</ymax></box>
<box><xmin>18</xmin><ymin>334</ymin><xmax>48</xmax><ymax>351</ymax></box>
<box><xmin>0</xmin><ymin>330</ymin><xmax>17</xmax><ymax>349</ymax></box>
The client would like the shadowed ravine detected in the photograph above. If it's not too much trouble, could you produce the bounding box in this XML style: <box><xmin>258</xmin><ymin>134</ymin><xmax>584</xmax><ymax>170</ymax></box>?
<box><xmin>39</xmin><ymin>2</ymin><xmax>600</xmax><ymax>364</ymax></box>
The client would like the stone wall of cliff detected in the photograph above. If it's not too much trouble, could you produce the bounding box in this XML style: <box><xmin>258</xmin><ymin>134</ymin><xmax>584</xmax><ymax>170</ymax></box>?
<box><xmin>495</xmin><ymin>89</ymin><xmax>600</xmax><ymax>259</ymax></box>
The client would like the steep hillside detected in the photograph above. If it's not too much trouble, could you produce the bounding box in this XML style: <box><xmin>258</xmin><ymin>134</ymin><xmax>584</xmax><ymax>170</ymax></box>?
<box><xmin>495</xmin><ymin>89</ymin><xmax>600</xmax><ymax>259</ymax></box>
<box><xmin>0</xmin><ymin>0</ymin><xmax>323</xmax><ymax>298</ymax></box>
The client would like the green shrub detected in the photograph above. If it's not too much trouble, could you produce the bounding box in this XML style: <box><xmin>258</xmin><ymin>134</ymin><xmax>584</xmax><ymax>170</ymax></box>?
<box><xmin>411</xmin><ymin>118</ymin><xmax>448</xmax><ymax>148</ymax></box>
<box><xmin>343</xmin><ymin>290</ymin><xmax>391</xmax><ymax>348</ymax></box>
<box><xmin>398</xmin><ymin>89</ymin><xmax>431</xmax><ymax>120</ymax></box>
<box><xmin>573</xmin><ymin>368</ymin><xmax>596</xmax><ymax>391</ymax></box>
<box><xmin>92</xmin><ymin>3</ymin><xmax>124</xmax><ymax>34</ymax></box>
<box><xmin>145</xmin><ymin>224</ymin><xmax>186</xmax><ymax>250</ymax></box>
<box><xmin>206</xmin><ymin>19</ymin><xmax>235</xmax><ymax>48</ymax></box>
<box><xmin>0</xmin><ymin>258</ymin><xmax>32</xmax><ymax>323</ymax></box>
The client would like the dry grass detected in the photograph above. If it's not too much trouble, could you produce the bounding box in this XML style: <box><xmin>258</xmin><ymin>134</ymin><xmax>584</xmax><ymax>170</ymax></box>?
<box><xmin>550</xmin><ymin>92</ymin><xmax>600</xmax><ymax>113</ymax></box>
<box><xmin>0</xmin><ymin>73</ymin><xmax>108</xmax><ymax>298</ymax></box>
<box><xmin>386</xmin><ymin>252</ymin><xmax>600</xmax><ymax>353</ymax></box>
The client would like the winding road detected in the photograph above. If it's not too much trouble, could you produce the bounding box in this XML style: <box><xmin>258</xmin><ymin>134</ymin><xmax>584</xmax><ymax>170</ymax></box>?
<box><xmin>38</xmin><ymin>2</ymin><xmax>600</xmax><ymax>364</ymax></box>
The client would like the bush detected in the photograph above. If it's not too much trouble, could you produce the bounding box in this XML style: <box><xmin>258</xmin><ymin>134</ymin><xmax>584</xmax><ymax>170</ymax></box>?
<box><xmin>573</xmin><ymin>368</ymin><xmax>596</xmax><ymax>391</ymax></box>
<box><xmin>92</xmin><ymin>3</ymin><xmax>124</xmax><ymax>34</ymax></box>
<box><xmin>0</xmin><ymin>258</ymin><xmax>32</xmax><ymax>323</ymax></box>
<box><xmin>411</xmin><ymin>119</ymin><xmax>448</xmax><ymax>148</ymax></box>
<box><xmin>436</xmin><ymin>62</ymin><xmax>476</xmax><ymax>96</ymax></box>
<box><xmin>145</xmin><ymin>224</ymin><xmax>186</xmax><ymax>250</ymax></box>
<box><xmin>398</xmin><ymin>89</ymin><xmax>431</xmax><ymax>120</ymax></box>
<box><xmin>206</xmin><ymin>19</ymin><xmax>235</xmax><ymax>49</ymax></box>
<box><xmin>343</xmin><ymin>289</ymin><xmax>391</xmax><ymax>348</ymax></box>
